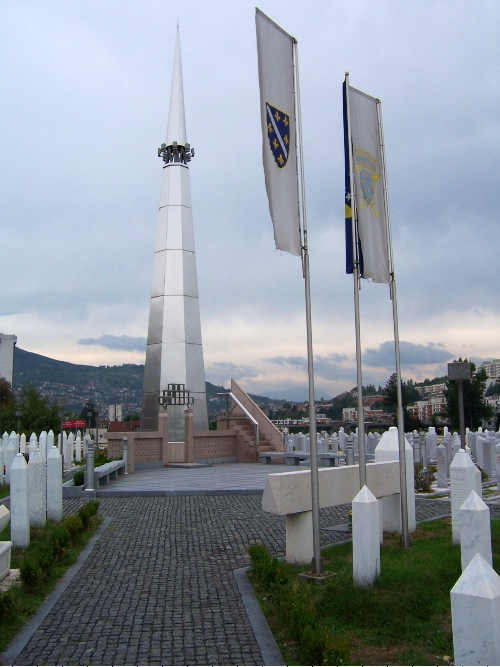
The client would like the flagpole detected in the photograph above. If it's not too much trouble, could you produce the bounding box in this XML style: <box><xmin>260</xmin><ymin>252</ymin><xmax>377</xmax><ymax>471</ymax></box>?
<box><xmin>376</xmin><ymin>99</ymin><xmax>411</xmax><ymax>548</ymax></box>
<box><xmin>293</xmin><ymin>38</ymin><xmax>322</xmax><ymax>575</ymax></box>
<box><xmin>344</xmin><ymin>73</ymin><xmax>366</xmax><ymax>489</ymax></box>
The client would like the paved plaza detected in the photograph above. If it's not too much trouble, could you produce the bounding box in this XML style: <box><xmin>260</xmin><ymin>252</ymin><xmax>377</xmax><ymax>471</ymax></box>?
<box><xmin>0</xmin><ymin>463</ymin><xmax>472</xmax><ymax>666</ymax></box>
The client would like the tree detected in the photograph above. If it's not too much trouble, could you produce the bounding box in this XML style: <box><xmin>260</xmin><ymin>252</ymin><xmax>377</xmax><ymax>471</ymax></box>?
<box><xmin>0</xmin><ymin>377</ymin><xmax>14</xmax><ymax>407</ymax></box>
<box><xmin>444</xmin><ymin>362</ymin><xmax>493</xmax><ymax>429</ymax></box>
<box><xmin>383</xmin><ymin>373</ymin><xmax>422</xmax><ymax>431</ymax></box>
<box><xmin>17</xmin><ymin>384</ymin><xmax>60</xmax><ymax>435</ymax></box>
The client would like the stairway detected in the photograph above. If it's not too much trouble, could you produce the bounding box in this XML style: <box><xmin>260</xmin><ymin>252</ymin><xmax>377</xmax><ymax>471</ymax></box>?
<box><xmin>226</xmin><ymin>414</ymin><xmax>277</xmax><ymax>462</ymax></box>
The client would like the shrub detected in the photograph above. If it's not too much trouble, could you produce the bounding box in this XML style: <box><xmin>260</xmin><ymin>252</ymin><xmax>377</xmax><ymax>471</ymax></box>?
<box><xmin>0</xmin><ymin>590</ymin><xmax>17</xmax><ymax>621</ymax></box>
<box><xmin>73</xmin><ymin>470</ymin><xmax>84</xmax><ymax>487</ymax></box>
<box><xmin>20</xmin><ymin>559</ymin><xmax>43</xmax><ymax>589</ymax></box>
<box><xmin>32</xmin><ymin>542</ymin><xmax>54</xmax><ymax>576</ymax></box>
<box><xmin>86</xmin><ymin>500</ymin><xmax>100</xmax><ymax>517</ymax></box>
<box><xmin>414</xmin><ymin>462</ymin><xmax>435</xmax><ymax>493</ymax></box>
<box><xmin>477</xmin><ymin>465</ymin><xmax>488</xmax><ymax>481</ymax></box>
<box><xmin>64</xmin><ymin>515</ymin><xmax>84</xmax><ymax>542</ymax></box>
<box><xmin>249</xmin><ymin>543</ymin><xmax>279</xmax><ymax>587</ymax></box>
<box><xmin>50</xmin><ymin>525</ymin><xmax>70</xmax><ymax>560</ymax></box>
<box><xmin>78</xmin><ymin>505</ymin><xmax>93</xmax><ymax>530</ymax></box>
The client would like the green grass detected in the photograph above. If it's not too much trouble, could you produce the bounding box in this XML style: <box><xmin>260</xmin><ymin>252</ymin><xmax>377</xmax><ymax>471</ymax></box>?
<box><xmin>0</xmin><ymin>508</ymin><xmax>102</xmax><ymax>653</ymax></box>
<box><xmin>249</xmin><ymin>519</ymin><xmax>500</xmax><ymax>666</ymax></box>
<box><xmin>0</xmin><ymin>484</ymin><xmax>10</xmax><ymax>500</ymax></box>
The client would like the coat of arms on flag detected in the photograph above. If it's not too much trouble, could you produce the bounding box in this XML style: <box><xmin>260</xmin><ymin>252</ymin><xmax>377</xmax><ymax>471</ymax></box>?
<box><xmin>266</xmin><ymin>102</ymin><xmax>290</xmax><ymax>169</ymax></box>
<box><xmin>354</xmin><ymin>148</ymin><xmax>380</xmax><ymax>217</ymax></box>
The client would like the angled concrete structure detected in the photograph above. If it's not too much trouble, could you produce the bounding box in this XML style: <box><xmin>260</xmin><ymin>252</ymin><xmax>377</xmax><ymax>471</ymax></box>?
<box><xmin>141</xmin><ymin>27</ymin><xmax>208</xmax><ymax>431</ymax></box>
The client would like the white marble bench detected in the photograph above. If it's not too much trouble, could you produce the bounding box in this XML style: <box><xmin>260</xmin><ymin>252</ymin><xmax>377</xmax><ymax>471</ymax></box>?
<box><xmin>262</xmin><ymin>461</ymin><xmax>402</xmax><ymax>563</ymax></box>
<box><xmin>91</xmin><ymin>460</ymin><xmax>126</xmax><ymax>490</ymax></box>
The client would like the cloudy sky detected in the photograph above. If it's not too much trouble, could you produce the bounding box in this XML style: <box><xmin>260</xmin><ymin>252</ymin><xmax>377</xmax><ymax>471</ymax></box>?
<box><xmin>1</xmin><ymin>0</ymin><xmax>499</xmax><ymax>401</ymax></box>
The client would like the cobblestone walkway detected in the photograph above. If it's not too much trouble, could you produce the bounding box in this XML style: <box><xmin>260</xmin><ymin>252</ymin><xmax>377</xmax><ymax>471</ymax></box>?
<box><xmin>8</xmin><ymin>495</ymin><xmax>451</xmax><ymax>666</ymax></box>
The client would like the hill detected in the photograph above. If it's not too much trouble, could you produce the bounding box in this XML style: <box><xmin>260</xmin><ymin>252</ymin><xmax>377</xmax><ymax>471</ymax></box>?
<box><xmin>12</xmin><ymin>348</ymin><xmax>284</xmax><ymax>417</ymax></box>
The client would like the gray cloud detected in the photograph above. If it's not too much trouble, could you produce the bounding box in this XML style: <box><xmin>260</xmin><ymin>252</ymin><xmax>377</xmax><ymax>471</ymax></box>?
<box><xmin>206</xmin><ymin>361</ymin><xmax>258</xmax><ymax>385</ymax></box>
<box><xmin>78</xmin><ymin>335</ymin><xmax>146</xmax><ymax>352</ymax></box>
<box><xmin>364</xmin><ymin>341</ymin><xmax>455</xmax><ymax>368</ymax></box>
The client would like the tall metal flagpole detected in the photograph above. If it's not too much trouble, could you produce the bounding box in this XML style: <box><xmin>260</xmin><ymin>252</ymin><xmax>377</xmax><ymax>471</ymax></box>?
<box><xmin>293</xmin><ymin>39</ymin><xmax>323</xmax><ymax>575</ymax></box>
<box><xmin>345</xmin><ymin>73</ymin><xmax>366</xmax><ymax>489</ymax></box>
<box><xmin>376</xmin><ymin>99</ymin><xmax>411</xmax><ymax>548</ymax></box>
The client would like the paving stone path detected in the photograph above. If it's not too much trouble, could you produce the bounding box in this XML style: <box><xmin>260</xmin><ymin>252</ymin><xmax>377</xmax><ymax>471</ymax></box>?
<box><xmin>9</xmin><ymin>495</ymin><xmax>451</xmax><ymax>666</ymax></box>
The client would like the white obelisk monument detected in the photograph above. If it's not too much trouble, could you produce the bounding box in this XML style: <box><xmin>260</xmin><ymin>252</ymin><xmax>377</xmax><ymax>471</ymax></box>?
<box><xmin>141</xmin><ymin>27</ymin><xmax>208</xmax><ymax>431</ymax></box>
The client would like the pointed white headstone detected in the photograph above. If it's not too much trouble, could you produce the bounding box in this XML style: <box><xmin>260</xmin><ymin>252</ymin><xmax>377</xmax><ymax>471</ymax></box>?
<box><xmin>28</xmin><ymin>447</ymin><xmax>46</xmax><ymax>527</ymax></box>
<box><xmin>374</xmin><ymin>427</ymin><xmax>416</xmax><ymax>533</ymax></box>
<box><xmin>10</xmin><ymin>454</ymin><xmax>29</xmax><ymax>547</ymax></box>
<box><xmin>459</xmin><ymin>490</ymin><xmax>492</xmax><ymax>571</ymax></box>
<box><xmin>451</xmin><ymin>553</ymin><xmax>500</xmax><ymax>666</ymax></box>
<box><xmin>75</xmin><ymin>434</ymin><xmax>82</xmax><ymax>462</ymax></box>
<box><xmin>450</xmin><ymin>448</ymin><xmax>479</xmax><ymax>544</ymax></box>
<box><xmin>4</xmin><ymin>437</ymin><xmax>16</xmax><ymax>485</ymax></box>
<box><xmin>352</xmin><ymin>485</ymin><xmax>380</xmax><ymax>587</ymax></box>
<box><xmin>19</xmin><ymin>433</ymin><xmax>26</xmax><ymax>454</ymax></box>
<box><xmin>47</xmin><ymin>446</ymin><xmax>63</xmax><ymax>522</ymax></box>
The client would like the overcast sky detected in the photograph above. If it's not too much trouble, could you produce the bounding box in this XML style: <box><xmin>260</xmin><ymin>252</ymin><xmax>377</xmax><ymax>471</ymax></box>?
<box><xmin>1</xmin><ymin>0</ymin><xmax>499</xmax><ymax>401</ymax></box>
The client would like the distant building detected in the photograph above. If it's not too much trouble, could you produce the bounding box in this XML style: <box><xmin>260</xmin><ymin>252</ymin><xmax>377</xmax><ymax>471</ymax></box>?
<box><xmin>108</xmin><ymin>420</ymin><xmax>141</xmax><ymax>433</ymax></box>
<box><xmin>108</xmin><ymin>404</ymin><xmax>123</xmax><ymax>422</ymax></box>
<box><xmin>0</xmin><ymin>334</ymin><xmax>17</xmax><ymax>385</ymax></box>
<box><xmin>482</xmin><ymin>359</ymin><xmax>500</xmax><ymax>378</ymax></box>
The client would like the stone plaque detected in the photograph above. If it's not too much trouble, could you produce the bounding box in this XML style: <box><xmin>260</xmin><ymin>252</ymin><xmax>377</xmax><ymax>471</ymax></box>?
<box><xmin>448</xmin><ymin>362</ymin><xmax>472</xmax><ymax>381</ymax></box>
<box><xmin>168</xmin><ymin>405</ymin><xmax>185</xmax><ymax>442</ymax></box>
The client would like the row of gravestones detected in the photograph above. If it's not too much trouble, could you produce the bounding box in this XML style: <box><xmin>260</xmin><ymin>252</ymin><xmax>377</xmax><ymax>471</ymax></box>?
<box><xmin>285</xmin><ymin>429</ymin><xmax>382</xmax><ymax>455</ymax></box>
<box><xmin>0</xmin><ymin>446</ymin><xmax>65</xmax><ymax>586</ymax></box>
<box><xmin>1</xmin><ymin>430</ymin><xmax>93</xmax><ymax>483</ymax></box>
<box><xmin>350</xmin><ymin>446</ymin><xmax>500</xmax><ymax>664</ymax></box>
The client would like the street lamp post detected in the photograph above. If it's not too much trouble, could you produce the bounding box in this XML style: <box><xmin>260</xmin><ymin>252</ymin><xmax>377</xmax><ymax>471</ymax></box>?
<box><xmin>57</xmin><ymin>397</ymin><xmax>68</xmax><ymax>471</ymax></box>
<box><xmin>15</xmin><ymin>410</ymin><xmax>22</xmax><ymax>435</ymax></box>
<box><xmin>95</xmin><ymin>403</ymin><xmax>100</xmax><ymax>450</ymax></box>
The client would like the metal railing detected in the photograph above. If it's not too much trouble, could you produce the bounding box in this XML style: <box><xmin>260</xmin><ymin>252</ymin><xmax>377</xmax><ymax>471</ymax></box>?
<box><xmin>218</xmin><ymin>392</ymin><xmax>259</xmax><ymax>454</ymax></box>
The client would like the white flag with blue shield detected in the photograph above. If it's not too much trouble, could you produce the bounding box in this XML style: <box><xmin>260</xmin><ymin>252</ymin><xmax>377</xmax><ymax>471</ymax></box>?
<box><xmin>256</xmin><ymin>8</ymin><xmax>301</xmax><ymax>256</ymax></box>
<box><xmin>347</xmin><ymin>86</ymin><xmax>391</xmax><ymax>284</ymax></box>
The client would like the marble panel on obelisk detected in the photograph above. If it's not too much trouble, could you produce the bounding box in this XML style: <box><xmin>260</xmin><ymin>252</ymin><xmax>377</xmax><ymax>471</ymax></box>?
<box><xmin>141</xmin><ymin>26</ymin><xmax>208</xmax><ymax>431</ymax></box>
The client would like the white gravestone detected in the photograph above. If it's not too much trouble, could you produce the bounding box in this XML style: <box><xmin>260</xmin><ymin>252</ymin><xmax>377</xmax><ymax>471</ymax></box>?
<box><xmin>426</xmin><ymin>427</ymin><xmax>437</xmax><ymax>461</ymax></box>
<box><xmin>436</xmin><ymin>444</ymin><xmax>448</xmax><ymax>489</ymax></box>
<box><xmin>374</xmin><ymin>427</ymin><xmax>416</xmax><ymax>533</ymax></box>
<box><xmin>287</xmin><ymin>438</ymin><xmax>294</xmax><ymax>453</ymax></box>
<box><xmin>496</xmin><ymin>442</ymin><xmax>500</xmax><ymax>492</ymax></box>
<box><xmin>28</xmin><ymin>433</ymin><xmax>37</xmax><ymax>458</ymax></box>
<box><xmin>0</xmin><ymin>540</ymin><xmax>13</xmax><ymax>582</ymax></box>
<box><xmin>47</xmin><ymin>446</ymin><xmax>63</xmax><ymax>522</ymax></box>
<box><xmin>0</xmin><ymin>505</ymin><xmax>10</xmax><ymax>532</ymax></box>
<box><xmin>476</xmin><ymin>435</ymin><xmax>486</xmax><ymax>469</ymax></box>
<box><xmin>442</xmin><ymin>433</ymin><xmax>452</xmax><ymax>476</ymax></box>
<box><xmin>4</xmin><ymin>438</ymin><xmax>16</xmax><ymax>485</ymax></box>
<box><xmin>451</xmin><ymin>553</ymin><xmax>500</xmax><ymax>666</ymax></box>
<box><xmin>352</xmin><ymin>485</ymin><xmax>380</xmax><ymax>587</ymax></box>
<box><xmin>39</xmin><ymin>430</ymin><xmax>47</xmax><ymax>459</ymax></box>
<box><xmin>305</xmin><ymin>435</ymin><xmax>310</xmax><ymax>454</ymax></box>
<box><xmin>75</xmin><ymin>434</ymin><xmax>82</xmax><ymax>462</ymax></box>
<box><xmin>10</xmin><ymin>454</ymin><xmax>30</xmax><ymax>547</ymax></box>
<box><xmin>296</xmin><ymin>433</ymin><xmax>305</xmax><ymax>452</ymax></box>
<box><xmin>451</xmin><ymin>432</ymin><xmax>461</xmax><ymax>457</ymax></box>
<box><xmin>450</xmin><ymin>449</ymin><xmax>478</xmax><ymax>544</ymax></box>
<box><xmin>28</xmin><ymin>448</ymin><xmax>46</xmax><ymax>528</ymax></box>
<box><xmin>331</xmin><ymin>433</ymin><xmax>339</xmax><ymax>452</ymax></box>
<box><xmin>64</xmin><ymin>432</ymin><xmax>72</xmax><ymax>467</ymax></box>
<box><xmin>19</xmin><ymin>433</ymin><xmax>26</xmax><ymax>454</ymax></box>
<box><xmin>0</xmin><ymin>440</ymin><xmax>3</xmax><ymax>486</ymax></box>
<box><xmin>458</xmin><ymin>490</ymin><xmax>492</xmax><ymax>571</ymax></box>
<box><xmin>481</xmin><ymin>436</ymin><xmax>493</xmax><ymax>479</ymax></box>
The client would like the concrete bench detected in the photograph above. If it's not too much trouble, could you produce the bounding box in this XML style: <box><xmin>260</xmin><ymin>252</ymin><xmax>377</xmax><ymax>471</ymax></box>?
<box><xmin>261</xmin><ymin>452</ymin><xmax>311</xmax><ymax>466</ymax></box>
<box><xmin>91</xmin><ymin>460</ymin><xmax>126</xmax><ymax>490</ymax></box>
<box><xmin>263</xmin><ymin>461</ymin><xmax>403</xmax><ymax>563</ymax></box>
